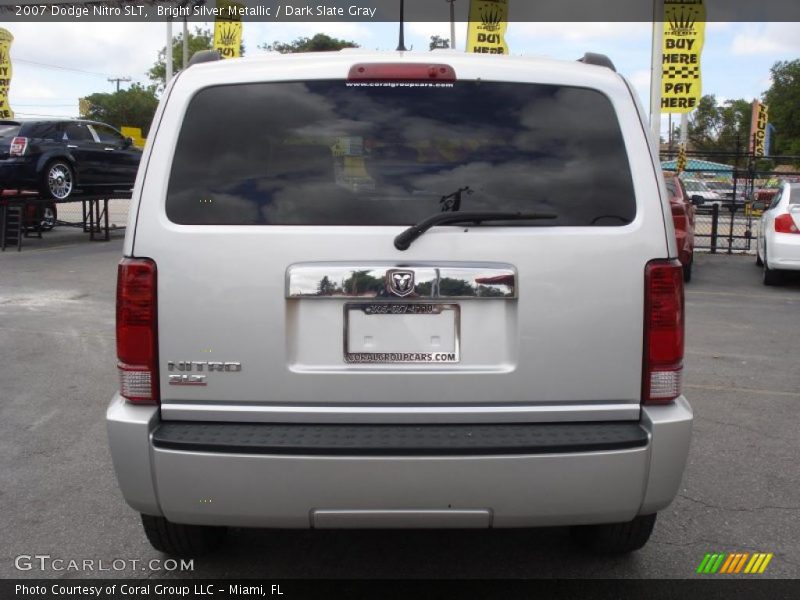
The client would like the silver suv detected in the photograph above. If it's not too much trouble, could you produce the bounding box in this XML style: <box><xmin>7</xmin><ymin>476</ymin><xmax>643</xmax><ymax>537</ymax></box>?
<box><xmin>108</xmin><ymin>50</ymin><xmax>692</xmax><ymax>556</ymax></box>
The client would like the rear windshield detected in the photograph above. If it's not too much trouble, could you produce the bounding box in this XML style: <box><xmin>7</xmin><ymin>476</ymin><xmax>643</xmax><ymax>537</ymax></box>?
<box><xmin>0</xmin><ymin>122</ymin><xmax>20</xmax><ymax>138</ymax></box>
<box><xmin>166</xmin><ymin>80</ymin><xmax>636</xmax><ymax>226</ymax></box>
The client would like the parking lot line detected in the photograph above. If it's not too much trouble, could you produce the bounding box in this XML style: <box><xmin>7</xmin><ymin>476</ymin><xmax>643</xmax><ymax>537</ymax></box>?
<box><xmin>686</xmin><ymin>290</ymin><xmax>800</xmax><ymax>302</ymax></box>
<box><xmin>684</xmin><ymin>383</ymin><xmax>800</xmax><ymax>398</ymax></box>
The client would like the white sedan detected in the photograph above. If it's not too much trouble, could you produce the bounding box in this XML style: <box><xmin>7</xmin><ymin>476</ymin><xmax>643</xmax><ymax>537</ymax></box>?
<box><xmin>756</xmin><ymin>182</ymin><xmax>800</xmax><ymax>285</ymax></box>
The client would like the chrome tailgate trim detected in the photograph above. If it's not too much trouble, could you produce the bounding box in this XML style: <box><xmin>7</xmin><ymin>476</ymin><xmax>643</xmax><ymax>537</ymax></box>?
<box><xmin>286</xmin><ymin>263</ymin><xmax>517</xmax><ymax>299</ymax></box>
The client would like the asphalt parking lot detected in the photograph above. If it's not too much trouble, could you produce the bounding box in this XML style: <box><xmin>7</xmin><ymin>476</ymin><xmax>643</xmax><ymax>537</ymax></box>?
<box><xmin>1</xmin><ymin>230</ymin><xmax>798</xmax><ymax>579</ymax></box>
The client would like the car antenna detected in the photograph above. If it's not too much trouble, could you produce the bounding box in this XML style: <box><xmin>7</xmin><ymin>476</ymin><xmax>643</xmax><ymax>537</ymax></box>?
<box><xmin>396</xmin><ymin>0</ymin><xmax>407</xmax><ymax>51</ymax></box>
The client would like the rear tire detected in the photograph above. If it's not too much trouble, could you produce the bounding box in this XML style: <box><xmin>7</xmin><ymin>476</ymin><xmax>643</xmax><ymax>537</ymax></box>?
<box><xmin>682</xmin><ymin>257</ymin><xmax>693</xmax><ymax>283</ymax></box>
<box><xmin>762</xmin><ymin>250</ymin><xmax>782</xmax><ymax>286</ymax></box>
<box><xmin>141</xmin><ymin>514</ymin><xmax>226</xmax><ymax>557</ymax></box>
<box><xmin>570</xmin><ymin>513</ymin><xmax>657</xmax><ymax>554</ymax></box>
<box><xmin>755</xmin><ymin>249</ymin><xmax>763</xmax><ymax>267</ymax></box>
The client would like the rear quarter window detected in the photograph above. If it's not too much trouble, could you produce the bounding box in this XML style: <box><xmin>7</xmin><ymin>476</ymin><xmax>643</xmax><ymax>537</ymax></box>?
<box><xmin>0</xmin><ymin>122</ymin><xmax>20</xmax><ymax>138</ymax></box>
<box><xmin>790</xmin><ymin>184</ymin><xmax>800</xmax><ymax>205</ymax></box>
<box><xmin>20</xmin><ymin>122</ymin><xmax>62</xmax><ymax>141</ymax></box>
<box><xmin>166</xmin><ymin>80</ymin><xmax>637</xmax><ymax>226</ymax></box>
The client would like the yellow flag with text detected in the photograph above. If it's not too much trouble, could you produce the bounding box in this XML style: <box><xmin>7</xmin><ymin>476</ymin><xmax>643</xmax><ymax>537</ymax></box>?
<box><xmin>661</xmin><ymin>0</ymin><xmax>705</xmax><ymax>113</ymax></box>
<box><xmin>0</xmin><ymin>28</ymin><xmax>14</xmax><ymax>119</ymax></box>
<box><xmin>749</xmin><ymin>101</ymin><xmax>768</xmax><ymax>157</ymax></box>
<box><xmin>466</xmin><ymin>0</ymin><xmax>509</xmax><ymax>55</ymax></box>
<box><xmin>214</xmin><ymin>0</ymin><xmax>243</xmax><ymax>59</ymax></box>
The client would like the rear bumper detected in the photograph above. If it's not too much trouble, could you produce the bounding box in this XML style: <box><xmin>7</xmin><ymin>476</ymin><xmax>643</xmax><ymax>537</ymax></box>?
<box><xmin>0</xmin><ymin>159</ymin><xmax>38</xmax><ymax>188</ymax></box>
<box><xmin>107</xmin><ymin>395</ymin><xmax>692</xmax><ymax>528</ymax></box>
<box><xmin>768</xmin><ymin>235</ymin><xmax>800</xmax><ymax>270</ymax></box>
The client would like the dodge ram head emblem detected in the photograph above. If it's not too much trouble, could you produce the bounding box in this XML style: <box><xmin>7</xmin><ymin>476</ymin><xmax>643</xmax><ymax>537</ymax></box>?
<box><xmin>386</xmin><ymin>269</ymin><xmax>415</xmax><ymax>297</ymax></box>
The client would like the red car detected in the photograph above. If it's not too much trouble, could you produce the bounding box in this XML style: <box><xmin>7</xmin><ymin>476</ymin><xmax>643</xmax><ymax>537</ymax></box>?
<box><xmin>663</xmin><ymin>171</ymin><xmax>696</xmax><ymax>282</ymax></box>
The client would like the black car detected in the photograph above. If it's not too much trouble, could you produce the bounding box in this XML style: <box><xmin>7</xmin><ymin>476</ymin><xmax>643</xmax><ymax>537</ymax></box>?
<box><xmin>0</xmin><ymin>119</ymin><xmax>142</xmax><ymax>201</ymax></box>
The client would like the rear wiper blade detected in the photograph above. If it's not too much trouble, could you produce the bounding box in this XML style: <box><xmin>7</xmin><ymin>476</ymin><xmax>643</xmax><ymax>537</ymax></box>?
<box><xmin>394</xmin><ymin>211</ymin><xmax>557</xmax><ymax>251</ymax></box>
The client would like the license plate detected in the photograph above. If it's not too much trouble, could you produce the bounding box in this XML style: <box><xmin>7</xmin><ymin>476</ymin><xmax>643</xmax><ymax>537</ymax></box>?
<box><xmin>344</xmin><ymin>303</ymin><xmax>460</xmax><ymax>364</ymax></box>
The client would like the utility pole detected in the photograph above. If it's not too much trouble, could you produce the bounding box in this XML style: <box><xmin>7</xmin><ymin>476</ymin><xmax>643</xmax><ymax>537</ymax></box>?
<box><xmin>107</xmin><ymin>76</ymin><xmax>131</xmax><ymax>92</ymax></box>
<box><xmin>446</xmin><ymin>0</ymin><xmax>456</xmax><ymax>50</ymax></box>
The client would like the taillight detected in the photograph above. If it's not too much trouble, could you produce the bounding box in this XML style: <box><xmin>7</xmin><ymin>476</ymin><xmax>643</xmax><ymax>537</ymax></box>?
<box><xmin>775</xmin><ymin>214</ymin><xmax>800</xmax><ymax>234</ymax></box>
<box><xmin>643</xmin><ymin>259</ymin><xmax>684</xmax><ymax>404</ymax></box>
<box><xmin>671</xmin><ymin>204</ymin><xmax>687</xmax><ymax>230</ymax></box>
<box><xmin>10</xmin><ymin>136</ymin><xmax>28</xmax><ymax>156</ymax></box>
<box><xmin>348</xmin><ymin>63</ymin><xmax>456</xmax><ymax>82</ymax></box>
<box><xmin>117</xmin><ymin>258</ymin><xmax>158</xmax><ymax>404</ymax></box>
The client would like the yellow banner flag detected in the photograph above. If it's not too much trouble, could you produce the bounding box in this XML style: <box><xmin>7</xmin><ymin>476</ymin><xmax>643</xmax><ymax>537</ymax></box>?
<box><xmin>78</xmin><ymin>97</ymin><xmax>92</xmax><ymax>118</ymax></box>
<box><xmin>466</xmin><ymin>0</ymin><xmax>509</xmax><ymax>55</ymax></box>
<box><xmin>0</xmin><ymin>28</ymin><xmax>14</xmax><ymax>119</ymax></box>
<box><xmin>214</xmin><ymin>0</ymin><xmax>243</xmax><ymax>59</ymax></box>
<box><xmin>661</xmin><ymin>0</ymin><xmax>705</xmax><ymax>113</ymax></box>
<box><xmin>749</xmin><ymin>101</ymin><xmax>768</xmax><ymax>157</ymax></box>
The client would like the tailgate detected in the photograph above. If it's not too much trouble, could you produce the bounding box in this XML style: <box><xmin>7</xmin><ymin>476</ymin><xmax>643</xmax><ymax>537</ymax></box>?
<box><xmin>130</xmin><ymin>56</ymin><xmax>671</xmax><ymax>422</ymax></box>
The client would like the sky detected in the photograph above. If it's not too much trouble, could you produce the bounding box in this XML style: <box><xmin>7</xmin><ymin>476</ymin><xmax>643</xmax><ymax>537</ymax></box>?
<box><xmin>4</xmin><ymin>20</ymin><xmax>799</xmax><ymax>139</ymax></box>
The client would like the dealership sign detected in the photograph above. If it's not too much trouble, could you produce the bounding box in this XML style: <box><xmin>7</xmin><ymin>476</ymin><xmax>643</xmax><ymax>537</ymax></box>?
<box><xmin>749</xmin><ymin>100</ymin><xmax>769</xmax><ymax>157</ymax></box>
<box><xmin>467</xmin><ymin>0</ymin><xmax>509</xmax><ymax>55</ymax></box>
<box><xmin>0</xmin><ymin>28</ymin><xmax>13</xmax><ymax>119</ymax></box>
<box><xmin>661</xmin><ymin>0</ymin><xmax>705</xmax><ymax>113</ymax></box>
<box><xmin>214</xmin><ymin>0</ymin><xmax>243</xmax><ymax>59</ymax></box>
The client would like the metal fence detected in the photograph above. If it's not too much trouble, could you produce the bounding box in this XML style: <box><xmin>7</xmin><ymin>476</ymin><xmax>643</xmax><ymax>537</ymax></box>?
<box><xmin>661</xmin><ymin>148</ymin><xmax>800</xmax><ymax>255</ymax></box>
<box><xmin>55</xmin><ymin>199</ymin><xmax>130</xmax><ymax>230</ymax></box>
<box><xmin>694</xmin><ymin>205</ymin><xmax>757</xmax><ymax>254</ymax></box>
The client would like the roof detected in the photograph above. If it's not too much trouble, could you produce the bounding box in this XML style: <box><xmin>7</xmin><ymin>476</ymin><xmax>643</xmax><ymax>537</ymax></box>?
<box><xmin>181</xmin><ymin>49</ymin><xmax>625</xmax><ymax>91</ymax></box>
<box><xmin>660</xmin><ymin>158</ymin><xmax>734</xmax><ymax>174</ymax></box>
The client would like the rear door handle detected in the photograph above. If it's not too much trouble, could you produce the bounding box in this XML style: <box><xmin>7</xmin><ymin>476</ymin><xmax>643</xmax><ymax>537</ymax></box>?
<box><xmin>67</xmin><ymin>144</ymin><xmax>78</xmax><ymax>149</ymax></box>
<box><xmin>104</xmin><ymin>147</ymin><xmax>115</xmax><ymax>151</ymax></box>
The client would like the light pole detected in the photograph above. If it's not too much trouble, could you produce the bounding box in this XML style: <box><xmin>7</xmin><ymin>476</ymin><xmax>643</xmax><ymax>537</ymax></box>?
<box><xmin>165</xmin><ymin>18</ymin><xmax>173</xmax><ymax>83</ymax></box>
<box><xmin>397</xmin><ymin>0</ymin><xmax>407</xmax><ymax>51</ymax></box>
<box><xmin>446</xmin><ymin>0</ymin><xmax>456</xmax><ymax>50</ymax></box>
<box><xmin>182</xmin><ymin>17</ymin><xmax>188</xmax><ymax>68</ymax></box>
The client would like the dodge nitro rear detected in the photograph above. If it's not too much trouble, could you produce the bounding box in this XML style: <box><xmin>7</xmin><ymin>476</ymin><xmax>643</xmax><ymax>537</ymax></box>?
<box><xmin>108</xmin><ymin>50</ymin><xmax>692</xmax><ymax>556</ymax></box>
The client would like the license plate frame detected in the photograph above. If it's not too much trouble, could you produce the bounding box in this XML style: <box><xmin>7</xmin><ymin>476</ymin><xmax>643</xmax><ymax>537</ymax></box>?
<box><xmin>343</xmin><ymin>303</ymin><xmax>461</xmax><ymax>364</ymax></box>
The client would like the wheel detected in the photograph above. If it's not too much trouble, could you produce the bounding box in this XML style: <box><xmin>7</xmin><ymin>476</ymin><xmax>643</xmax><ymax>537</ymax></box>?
<box><xmin>762</xmin><ymin>248</ymin><xmax>783</xmax><ymax>286</ymax></box>
<box><xmin>40</xmin><ymin>205</ymin><xmax>57</xmax><ymax>231</ymax></box>
<box><xmin>570</xmin><ymin>513</ymin><xmax>657</xmax><ymax>554</ymax></box>
<box><xmin>140</xmin><ymin>514</ymin><xmax>226</xmax><ymax>557</ymax></box>
<box><xmin>40</xmin><ymin>160</ymin><xmax>74</xmax><ymax>201</ymax></box>
<box><xmin>755</xmin><ymin>249</ymin><xmax>763</xmax><ymax>267</ymax></box>
<box><xmin>682</xmin><ymin>257</ymin><xmax>693</xmax><ymax>283</ymax></box>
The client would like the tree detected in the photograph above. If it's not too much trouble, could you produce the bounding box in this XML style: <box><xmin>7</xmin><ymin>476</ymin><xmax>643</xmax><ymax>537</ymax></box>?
<box><xmin>429</xmin><ymin>35</ymin><xmax>450</xmax><ymax>50</ymax></box>
<box><xmin>716</xmin><ymin>99</ymin><xmax>752</xmax><ymax>150</ymax></box>
<box><xmin>148</xmin><ymin>27</ymin><xmax>216</xmax><ymax>89</ymax></box>
<box><xmin>688</xmin><ymin>95</ymin><xmax>753</xmax><ymax>154</ymax></box>
<box><xmin>259</xmin><ymin>33</ymin><xmax>358</xmax><ymax>53</ymax></box>
<box><xmin>764</xmin><ymin>59</ymin><xmax>800</xmax><ymax>156</ymax></box>
<box><xmin>688</xmin><ymin>94</ymin><xmax>722</xmax><ymax>151</ymax></box>
<box><xmin>81</xmin><ymin>84</ymin><xmax>159</xmax><ymax>136</ymax></box>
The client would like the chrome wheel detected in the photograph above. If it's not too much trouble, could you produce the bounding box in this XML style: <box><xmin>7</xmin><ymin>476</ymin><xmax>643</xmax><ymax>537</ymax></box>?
<box><xmin>47</xmin><ymin>163</ymin><xmax>73</xmax><ymax>200</ymax></box>
<box><xmin>41</xmin><ymin>206</ymin><xmax>56</xmax><ymax>231</ymax></box>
